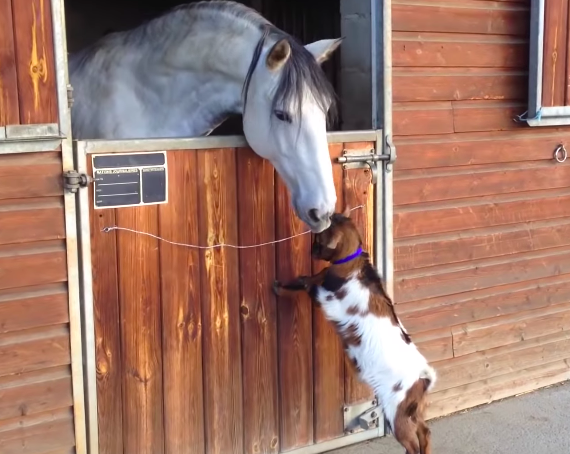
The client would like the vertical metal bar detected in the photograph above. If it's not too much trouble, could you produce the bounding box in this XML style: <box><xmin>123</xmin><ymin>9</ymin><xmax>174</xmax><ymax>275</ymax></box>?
<box><xmin>50</xmin><ymin>0</ymin><xmax>90</xmax><ymax>453</ymax></box>
<box><xmin>528</xmin><ymin>0</ymin><xmax>545</xmax><ymax>120</ymax></box>
<box><xmin>76</xmin><ymin>142</ymin><xmax>100</xmax><ymax>454</ymax></box>
<box><xmin>371</xmin><ymin>0</ymin><xmax>394</xmax><ymax>439</ymax></box>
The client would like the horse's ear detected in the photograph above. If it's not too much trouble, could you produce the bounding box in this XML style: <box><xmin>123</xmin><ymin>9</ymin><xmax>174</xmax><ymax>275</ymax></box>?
<box><xmin>267</xmin><ymin>39</ymin><xmax>291</xmax><ymax>70</ymax></box>
<box><xmin>305</xmin><ymin>38</ymin><xmax>343</xmax><ymax>64</ymax></box>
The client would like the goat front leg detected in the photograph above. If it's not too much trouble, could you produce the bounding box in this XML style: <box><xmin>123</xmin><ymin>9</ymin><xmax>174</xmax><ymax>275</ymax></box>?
<box><xmin>273</xmin><ymin>268</ymin><xmax>327</xmax><ymax>297</ymax></box>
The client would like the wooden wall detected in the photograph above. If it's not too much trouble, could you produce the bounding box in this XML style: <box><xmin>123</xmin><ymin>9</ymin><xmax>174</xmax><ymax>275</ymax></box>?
<box><xmin>0</xmin><ymin>0</ymin><xmax>78</xmax><ymax>453</ymax></box>
<box><xmin>89</xmin><ymin>141</ymin><xmax>375</xmax><ymax>454</ymax></box>
<box><xmin>392</xmin><ymin>0</ymin><xmax>570</xmax><ymax>419</ymax></box>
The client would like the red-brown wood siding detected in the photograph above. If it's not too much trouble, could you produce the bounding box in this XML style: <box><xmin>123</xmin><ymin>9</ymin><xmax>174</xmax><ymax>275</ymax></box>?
<box><xmin>0</xmin><ymin>1</ymin><xmax>76</xmax><ymax>453</ymax></box>
<box><xmin>0</xmin><ymin>0</ymin><xmax>58</xmax><ymax>126</ymax></box>
<box><xmin>393</xmin><ymin>0</ymin><xmax>570</xmax><ymax>419</ymax></box>
<box><xmin>0</xmin><ymin>152</ymin><xmax>76</xmax><ymax>454</ymax></box>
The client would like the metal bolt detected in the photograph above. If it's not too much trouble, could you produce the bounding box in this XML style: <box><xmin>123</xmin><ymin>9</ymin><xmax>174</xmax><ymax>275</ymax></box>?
<box><xmin>370</xmin><ymin>411</ymin><xmax>377</xmax><ymax>419</ymax></box>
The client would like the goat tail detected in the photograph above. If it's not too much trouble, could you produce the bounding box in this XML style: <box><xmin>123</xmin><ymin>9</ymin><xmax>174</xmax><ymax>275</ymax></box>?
<box><xmin>420</xmin><ymin>365</ymin><xmax>437</xmax><ymax>392</ymax></box>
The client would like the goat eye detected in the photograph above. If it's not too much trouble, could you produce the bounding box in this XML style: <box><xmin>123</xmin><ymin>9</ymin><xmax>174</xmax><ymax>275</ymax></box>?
<box><xmin>274</xmin><ymin>110</ymin><xmax>292</xmax><ymax>123</ymax></box>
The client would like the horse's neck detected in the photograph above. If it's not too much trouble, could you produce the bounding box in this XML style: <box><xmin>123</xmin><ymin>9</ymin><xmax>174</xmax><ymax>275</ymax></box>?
<box><xmin>70</xmin><ymin>26</ymin><xmax>262</xmax><ymax>139</ymax></box>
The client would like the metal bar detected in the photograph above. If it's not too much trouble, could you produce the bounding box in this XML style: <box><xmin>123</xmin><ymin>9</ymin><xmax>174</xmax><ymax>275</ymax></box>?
<box><xmin>77</xmin><ymin>130</ymin><xmax>377</xmax><ymax>154</ymax></box>
<box><xmin>337</xmin><ymin>154</ymin><xmax>389</xmax><ymax>163</ymax></box>
<box><xmin>282</xmin><ymin>429</ymin><xmax>380</xmax><ymax>454</ymax></box>
<box><xmin>75</xmin><ymin>142</ymin><xmax>100</xmax><ymax>454</ymax></box>
<box><xmin>51</xmin><ymin>0</ymin><xmax>89</xmax><ymax>452</ymax></box>
<box><xmin>375</xmin><ymin>0</ymin><xmax>394</xmax><ymax>438</ymax></box>
<box><xmin>0</xmin><ymin>139</ymin><xmax>62</xmax><ymax>154</ymax></box>
<box><xmin>527</xmin><ymin>0</ymin><xmax>545</xmax><ymax>121</ymax></box>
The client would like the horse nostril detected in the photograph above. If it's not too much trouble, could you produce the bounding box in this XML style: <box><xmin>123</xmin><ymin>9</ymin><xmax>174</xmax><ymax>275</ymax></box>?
<box><xmin>308</xmin><ymin>208</ymin><xmax>321</xmax><ymax>224</ymax></box>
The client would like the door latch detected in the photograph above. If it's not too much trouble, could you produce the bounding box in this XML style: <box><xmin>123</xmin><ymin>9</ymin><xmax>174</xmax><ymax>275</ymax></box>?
<box><xmin>63</xmin><ymin>170</ymin><xmax>92</xmax><ymax>193</ymax></box>
<box><xmin>337</xmin><ymin>148</ymin><xmax>388</xmax><ymax>184</ymax></box>
<box><xmin>343</xmin><ymin>399</ymin><xmax>381</xmax><ymax>434</ymax></box>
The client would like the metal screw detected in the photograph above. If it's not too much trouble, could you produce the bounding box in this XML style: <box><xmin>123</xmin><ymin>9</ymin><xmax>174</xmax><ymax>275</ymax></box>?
<box><xmin>370</xmin><ymin>411</ymin><xmax>377</xmax><ymax>419</ymax></box>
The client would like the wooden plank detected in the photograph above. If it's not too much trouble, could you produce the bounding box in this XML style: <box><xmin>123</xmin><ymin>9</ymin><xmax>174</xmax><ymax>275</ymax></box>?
<box><xmin>427</xmin><ymin>358</ymin><xmax>570</xmax><ymax>419</ymax></box>
<box><xmin>392</xmin><ymin>32</ymin><xmax>527</xmax><ymax>68</ymax></box>
<box><xmin>395</xmin><ymin>217</ymin><xmax>570</xmax><ymax>271</ymax></box>
<box><xmin>392</xmin><ymin>1</ymin><xmax>529</xmax><ymax>36</ymax></box>
<box><xmin>0</xmin><ymin>408</ymin><xmax>75</xmax><ymax>454</ymax></box>
<box><xmin>11</xmin><ymin>0</ymin><xmax>58</xmax><ymax>124</ymax></box>
<box><xmin>313</xmin><ymin>143</ymin><xmax>344</xmax><ymax>442</ymax></box>
<box><xmin>0</xmin><ymin>366</ymin><xmax>72</xmax><ymax>420</ymax></box>
<box><xmin>0</xmin><ymin>0</ymin><xmax>19</xmax><ymax>125</ymax></box>
<box><xmin>116</xmin><ymin>206</ymin><xmax>164</xmax><ymax>454</ymax></box>
<box><xmin>343</xmin><ymin>142</ymin><xmax>374</xmax><ymax>405</ymax></box>
<box><xmin>394</xmin><ymin>131</ymin><xmax>570</xmax><ymax>170</ymax></box>
<box><xmin>393</xmin><ymin>69</ymin><xmax>526</xmax><ymax>103</ymax></box>
<box><xmin>452</xmin><ymin>301</ymin><xmax>570</xmax><ymax>357</ymax></box>
<box><xmin>412</xmin><ymin>328</ymin><xmax>453</xmax><ymax>363</ymax></box>
<box><xmin>393</xmin><ymin>102</ymin><xmax>454</xmax><ymax>136</ymax></box>
<box><xmin>432</xmin><ymin>331</ymin><xmax>570</xmax><ymax>392</ymax></box>
<box><xmin>397</xmin><ymin>272</ymin><xmax>570</xmax><ymax>321</ymax></box>
<box><xmin>197</xmin><ymin>148</ymin><xmax>242</xmax><ymax>454</ymax></box>
<box><xmin>237</xmin><ymin>148</ymin><xmax>279</xmax><ymax>454</ymax></box>
<box><xmin>541</xmin><ymin>0</ymin><xmax>569</xmax><ymax>107</ymax></box>
<box><xmin>394</xmin><ymin>189</ymin><xmax>570</xmax><ymax>239</ymax></box>
<box><xmin>0</xmin><ymin>198</ymin><xmax>64</xmax><ymax>245</ymax></box>
<box><xmin>396</xmin><ymin>247</ymin><xmax>570</xmax><ymax>304</ymax></box>
<box><xmin>275</xmin><ymin>164</ymin><xmax>313</xmax><ymax>449</ymax></box>
<box><xmin>394</xmin><ymin>162</ymin><xmax>570</xmax><ymax>206</ymax></box>
<box><xmin>88</xmin><ymin>160</ymin><xmax>122</xmax><ymax>454</ymax></box>
<box><xmin>159</xmin><ymin>151</ymin><xmax>204</xmax><ymax>454</ymax></box>
<box><xmin>452</xmin><ymin>101</ymin><xmax>525</xmax><ymax>133</ymax></box>
<box><xmin>0</xmin><ymin>284</ymin><xmax>68</xmax><ymax>333</ymax></box>
<box><xmin>0</xmin><ymin>152</ymin><xmax>63</xmax><ymax>200</ymax></box>
<box><xmin>0</xmin><ymin>325</ymin><xmax>70</xmax><ymax>377</ymax></box>
<box><xmin>0</xmin><ymin>241</ymin><xmax>67</xmax><ymax>291</ymax></box>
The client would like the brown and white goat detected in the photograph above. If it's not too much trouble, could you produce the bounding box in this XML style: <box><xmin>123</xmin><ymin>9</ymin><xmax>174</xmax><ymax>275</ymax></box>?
<box><xmin>273</xmin><ymin>208</ymin><xmax>436</xmax><ymax>454</ymax></box>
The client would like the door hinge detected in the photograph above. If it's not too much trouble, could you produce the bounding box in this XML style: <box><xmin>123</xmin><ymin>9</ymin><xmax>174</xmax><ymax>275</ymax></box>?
<box><xmin>67</xmin><ymin>84</ymin><xmax>74</xmax><ymax>109</ymax></box>
<box><xmin>63</xmin><ymin>170</ymin><xmax>92</xmax><ymax>193</ymax></box>
<box><xmin>343</xmin><ymin>399</ymin><xmax>381</xmax><ymax>434</ymax></box>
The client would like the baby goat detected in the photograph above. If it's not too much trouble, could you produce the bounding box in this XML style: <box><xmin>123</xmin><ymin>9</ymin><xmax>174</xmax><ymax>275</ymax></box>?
<box><xmin>273</xmin><ymin>208</ymin><xmax>436</xmax><ymax>454</ymax></box>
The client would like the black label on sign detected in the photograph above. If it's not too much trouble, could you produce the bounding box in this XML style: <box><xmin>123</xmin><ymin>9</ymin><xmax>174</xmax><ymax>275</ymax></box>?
<box><xmin>92</xmin><ymin>153</ymin><xmax>167</xmax><ymax>208</ymax></box>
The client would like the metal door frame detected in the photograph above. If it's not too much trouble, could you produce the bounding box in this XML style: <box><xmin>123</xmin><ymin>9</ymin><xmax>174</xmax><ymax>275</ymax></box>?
<box><xmin>75</xmin><ymin>128</ymin><xmax>390</xmax><ymax>454</ymax></box>
<box><xmin>53</xmin><ymin>0</ymin><xmax>394</xmax><ymax>452</ymax></box>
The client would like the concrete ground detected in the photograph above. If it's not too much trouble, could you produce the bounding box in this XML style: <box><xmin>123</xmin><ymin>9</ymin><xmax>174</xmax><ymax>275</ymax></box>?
<box><xmin>332</xmin><ymin>381</ymin><xmax>570</xmax><ymax>454</ymax></box>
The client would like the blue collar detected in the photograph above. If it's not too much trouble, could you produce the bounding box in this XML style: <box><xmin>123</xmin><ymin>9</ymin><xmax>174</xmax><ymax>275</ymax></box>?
<box><xmin>333</xmin><ymin>246</ymin><xmax>363</xmax><ymax>265</ymax></box>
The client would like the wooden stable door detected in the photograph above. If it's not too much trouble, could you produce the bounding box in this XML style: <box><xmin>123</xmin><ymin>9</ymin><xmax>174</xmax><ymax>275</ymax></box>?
<box><xmin>87</xmin><ymin>137</ymin><xmax>380</xmax><ymax>454</ymax></box>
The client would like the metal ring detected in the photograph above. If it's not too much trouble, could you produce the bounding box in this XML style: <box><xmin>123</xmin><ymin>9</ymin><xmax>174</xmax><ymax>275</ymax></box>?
<box><xmin>554</xmin><ymin>144</ymin><xmax>567</xmax><ymax>163</ymax></box>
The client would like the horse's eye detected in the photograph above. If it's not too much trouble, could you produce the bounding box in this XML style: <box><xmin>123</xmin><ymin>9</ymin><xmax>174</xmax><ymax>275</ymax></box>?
<box><xmin>274</xmin><ymin>110</ymin><xmax>292</xmax><ymax>123</ymax></box>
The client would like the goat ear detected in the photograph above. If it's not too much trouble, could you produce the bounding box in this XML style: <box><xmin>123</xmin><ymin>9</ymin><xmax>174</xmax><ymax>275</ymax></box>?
<box><xmin>327</xmin><ymin>229</ymin><xmax>343</xmax><ymax>250</ymax></box>
<box><xmin>267</xmin><ymin>39</ymin><xmax>291</xmax><ymax>71</ymax></box>
<box><xmin>342</xmin><ymin>205</ymin><xmax>351</xmax><ymax>218</ymax></box>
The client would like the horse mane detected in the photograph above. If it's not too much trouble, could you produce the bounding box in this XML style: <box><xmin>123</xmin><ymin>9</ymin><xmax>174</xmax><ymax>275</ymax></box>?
<box><xmin>71</xmin><ymin>1</ymin><xmax>337</xmax><ymax>124</ymax></box>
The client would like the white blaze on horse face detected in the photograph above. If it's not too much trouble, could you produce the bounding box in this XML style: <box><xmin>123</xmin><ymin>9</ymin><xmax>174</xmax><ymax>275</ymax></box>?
<box><xmin>242</xmin><ymin>38</ymin><xmax>342</xmax><ymax>233</ymax></box>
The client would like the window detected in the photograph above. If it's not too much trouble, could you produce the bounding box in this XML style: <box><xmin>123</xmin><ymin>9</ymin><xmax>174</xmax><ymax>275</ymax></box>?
<box><xmin>526</xmin><ymin>0</ymin><xmax>570</xmax><ymax>126</ymax></box>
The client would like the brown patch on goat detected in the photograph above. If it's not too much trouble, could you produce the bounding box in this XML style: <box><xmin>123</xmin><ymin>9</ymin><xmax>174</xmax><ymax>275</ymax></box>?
<box><xmin>335</xmin><ymin>288</ymin><xmax>348</xmax><ymax>300</ymax></box>
<box><xmin>346</xmin><ymin>305</ymin><xmax>362</xmax><ymax>316</ymax></box>
<box><xmin>343</xmin><ymin>323</ymin><xmax>362</xmax><ymax>347</ymax></box>
<box><xmin>393</xmin><ymin>378</ymin><xmax>432</xmax><ymax>454</ymax></box>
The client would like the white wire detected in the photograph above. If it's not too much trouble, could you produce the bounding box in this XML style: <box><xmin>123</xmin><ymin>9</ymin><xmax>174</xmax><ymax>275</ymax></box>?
<box><xmin>102</xmin><ymin>205</ymin><xmax>364</xmax><ymax>250</ymax></box>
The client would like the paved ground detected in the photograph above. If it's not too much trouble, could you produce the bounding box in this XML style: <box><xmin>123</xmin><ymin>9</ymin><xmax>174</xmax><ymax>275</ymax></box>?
<box><xmin>332</xmin><ymin>381</ymin><xmax>570</xmax><ymax>454</ymax></box>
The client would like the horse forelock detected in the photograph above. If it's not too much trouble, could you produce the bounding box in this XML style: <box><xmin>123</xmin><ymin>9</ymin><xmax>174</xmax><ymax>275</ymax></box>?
<box><xmin>241</xmin><ymin>26</ymin><xmax>337</xmax><ymax>125</ymax></box>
